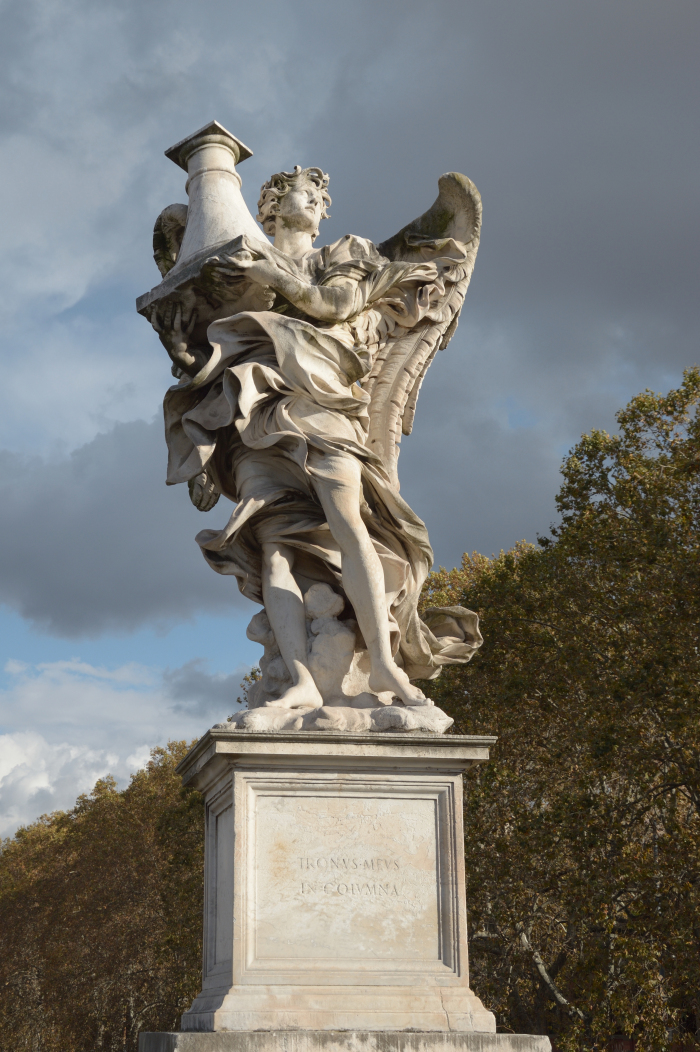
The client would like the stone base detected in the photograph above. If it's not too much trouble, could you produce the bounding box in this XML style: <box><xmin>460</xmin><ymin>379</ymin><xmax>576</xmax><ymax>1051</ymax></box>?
<box><xmin>139</xmin><ymin>1031</ymin><xmax>551</xmax><ymax>1052</ymax></box>
<box><xmin>178</xmin><ymin>984</ymin><xmax>494</xmax><ymax>1033</ymax></box>
<box><xmin>175</xmin><ymin>730</ymin><xmax>501</xmax><ymax>1035</ymax></box>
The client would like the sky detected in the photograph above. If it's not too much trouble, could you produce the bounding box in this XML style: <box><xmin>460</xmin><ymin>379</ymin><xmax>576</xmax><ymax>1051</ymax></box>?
<box><xmin>0</xmin><ymin>0</ymin><xmax>698</xmax><ymax>835</ymax></box>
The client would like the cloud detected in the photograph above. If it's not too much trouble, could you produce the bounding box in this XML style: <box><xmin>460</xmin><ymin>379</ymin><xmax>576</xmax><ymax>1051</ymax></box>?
<box><xmin>0</xmin><ymin>731</ymin><xmax>120</xmax><ymax>838</ymax></box>
<box><xmin>0</xmin><ymin>306</ymin><xmax>171</xmax><ymax>454</ymax></box>
<box><xmin>163</xmin><ymin>658</ymin><xmax>248</xmax><ymax>718</ymax></box>
<box><xmin>0</xmin><ymin>0</ymin><xmax>698</xmax><ymax>839</ymax></box>
<box><xmin>0</xmin><ymin>0</ymin><xmax>697</xmax><ymax>612</ymax></box>
<box><xmin>0</xmin><ymin>418</ymin><xmax>249</xmax><ymax>637</ymax></box>
<box><xmin>0</xmin><ymin>654</ymin><xmax>246</xmax><ymax>835</ymax></box>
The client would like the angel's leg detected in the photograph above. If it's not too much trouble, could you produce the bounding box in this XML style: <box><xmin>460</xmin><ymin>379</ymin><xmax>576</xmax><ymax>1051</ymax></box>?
<box><xmin>260</xmin><ymin>542</ymin><xmax>323</xmax><ymax>710</ymax></box>
<box><xmin>313</xmin><ymin>455</ymin><xmax>428</xmax><ymax>706</ymax></box>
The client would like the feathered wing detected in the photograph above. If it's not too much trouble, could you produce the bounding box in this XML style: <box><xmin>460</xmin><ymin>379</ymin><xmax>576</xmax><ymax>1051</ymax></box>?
<box><xmin>364</xmin><ymin>173</ymin><xmax>482</xmax><ymax>489</ymax></box>
<box><xmin>152</xmin><ymin>203</ymin><xmax>189</xmax><ymax>277</ymax></box>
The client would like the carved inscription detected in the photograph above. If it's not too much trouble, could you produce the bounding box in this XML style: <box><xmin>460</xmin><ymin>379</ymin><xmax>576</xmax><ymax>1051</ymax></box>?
<box><xmin>301</xmin><ymin>881</ymin><xmax>400</xmax><ymax>896</ymax></box>
<box><xmin>298</xmin><ymin>855</ymin><xmax>401</xmax><ymax>897</ymax></box>
<box><xmin>298</xmin><ymin>856</ymin><xmax>401</xmax><ymax>870</ymax></box>
<box><xmin>252</xmin><ymin>791</ymin><xmax>441</xmax><ymax>964</ymax></box>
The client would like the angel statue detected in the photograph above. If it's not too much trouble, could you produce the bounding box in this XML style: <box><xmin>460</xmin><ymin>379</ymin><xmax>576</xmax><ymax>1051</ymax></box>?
<box><xmin>139</xmin><ymin>122</ymin><xmax>483</xmax><ymax>733</ymax></box>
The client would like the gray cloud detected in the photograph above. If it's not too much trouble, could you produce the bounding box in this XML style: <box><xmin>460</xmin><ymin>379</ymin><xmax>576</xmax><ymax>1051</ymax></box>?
<box><xmin>0</xmin><ymin>419</ymin><xmax>248</xmax><ymax>637</ymax></box>
<box><xmin>163</xmin><ymin>659</ymin><xmax>248</xmax><ymax>718</ymax></box>
<box><xmin>0</xmin><ymin>0</ymin><xmax>697</xmax><ymax>631</ymax></box>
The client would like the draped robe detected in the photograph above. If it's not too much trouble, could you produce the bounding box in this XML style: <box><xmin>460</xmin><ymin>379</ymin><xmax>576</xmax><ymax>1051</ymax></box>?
<box><xmin>163</xmin><ymin>234</ymin><xmax>481</xmax><ymax>680</ymax></box>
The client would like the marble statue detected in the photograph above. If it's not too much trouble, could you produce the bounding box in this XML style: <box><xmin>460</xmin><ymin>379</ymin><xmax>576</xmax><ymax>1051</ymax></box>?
<box><xmin>137</xmin><ymin>121</ymin><xmax>484</xmax><ymax>734</ymax></box>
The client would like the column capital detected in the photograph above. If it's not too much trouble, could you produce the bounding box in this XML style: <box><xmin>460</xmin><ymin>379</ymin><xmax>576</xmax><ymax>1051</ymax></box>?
<box><xmin>165</xmin><ymin>120</ymin><xmax>253</xmax><ymax>171</ymax></box>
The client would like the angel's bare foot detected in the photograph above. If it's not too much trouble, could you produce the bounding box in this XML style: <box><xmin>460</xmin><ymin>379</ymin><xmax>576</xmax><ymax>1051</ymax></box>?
<box><xmin>265</xmin><ymin>671</ymin><xmax>324</xmax><ymax>711</ymax></box>
<box><xmin>368</xmin><ymin>662</ymin><xmax>433</xmax><ymax>706</ymax></box>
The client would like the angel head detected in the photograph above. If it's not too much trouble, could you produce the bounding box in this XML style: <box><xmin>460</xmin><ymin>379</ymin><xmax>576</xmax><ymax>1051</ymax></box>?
<box><xmin>256</xmin><ymin>166</ymin><xmax>331</xmax><ymax>241</ymax></box>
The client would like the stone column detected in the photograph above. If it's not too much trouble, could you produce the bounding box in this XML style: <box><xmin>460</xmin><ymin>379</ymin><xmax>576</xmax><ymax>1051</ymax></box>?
<box><xmin>164</xmin><ymin>121</ymin><xmax>260</xmax><ymax>273</ymax></box>
<box><xmin>135</xmin><ymin>120</ymin><xmax>264</xmax><ymax>322</ymax></box>
<box><xmin>139</xmin><ymin>728</ymin><xmax>551</xmax><ymax>1052</ymax></box>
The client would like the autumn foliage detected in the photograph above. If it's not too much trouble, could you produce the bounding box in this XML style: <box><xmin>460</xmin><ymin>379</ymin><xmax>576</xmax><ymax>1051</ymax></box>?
<box><xmin>0</xmin><ymin>744</ymin><xmax>203</xmax><ymax>1051</ymax></box>
<box><xmin>1</xmin><ymin>372</ymin><xmax>699</xmax><ymax>1051</ymax></box>
<box><xmin>418</xmin><ymin>368</ymin><xmax>700</xmax><ymax>1051</ymax></box>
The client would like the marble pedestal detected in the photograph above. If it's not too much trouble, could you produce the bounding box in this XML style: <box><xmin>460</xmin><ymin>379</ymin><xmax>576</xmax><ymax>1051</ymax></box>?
<box><xmin>139</xmin><ymin>728</ymin><xmax>549</xmax><ymax>1052</ymax></box>
<box><xmin>139</xmin><ymin>1033</ymin><xmax>551</xmax><ymax>1052</ymax></box>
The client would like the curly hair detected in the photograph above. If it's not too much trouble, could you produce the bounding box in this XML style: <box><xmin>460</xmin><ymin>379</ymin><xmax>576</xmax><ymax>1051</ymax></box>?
<box><xmin>256</xmin><ymin>165</ymin><xmax>331</xmax><ymax>239</ymax></box>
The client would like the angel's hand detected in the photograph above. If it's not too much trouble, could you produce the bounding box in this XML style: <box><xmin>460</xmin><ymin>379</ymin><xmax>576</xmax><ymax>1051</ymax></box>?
<box><xmin>188</xmin><ymin>470</ymin><xmax>220</xmax><ymax>512</ymax></box>
<box><xmin>148</xmin><ymin>302</ymin><xmax>202</xmax><ymax>375</ymax></box>
<box><xmin>235</xmin><ymin>233</ymin><xmax>276</xmax><ymax>261</ymax></box>
<box><xmin>149</xmin><ymin>301</ymin><xmax>195</xmax><ymax>345</ymax></box>
<box><xmin>213</xmin><ymin>256</ymin><xmax>281</xmax><ymax>288</ymax></box>
<box><xmin>213</xmin><ymin>235</ymin><xmax>281</xmax><ymax>287</ymax></box>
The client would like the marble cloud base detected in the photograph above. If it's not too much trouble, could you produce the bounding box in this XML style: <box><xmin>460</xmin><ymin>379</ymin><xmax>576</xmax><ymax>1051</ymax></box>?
<box><xmin>139</xmin><ymin>727</ymin><xmax>550</xmax><ymax>1052</ymax></box>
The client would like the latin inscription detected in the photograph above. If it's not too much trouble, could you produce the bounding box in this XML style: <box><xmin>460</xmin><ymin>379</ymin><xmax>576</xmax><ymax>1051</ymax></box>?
<box><xmin>297</xmin><ymin>855</ymin><xmax>402</xmax><ymax>897</ymax></box>
<box><xmin>298</xmin><ymin>856</ymin><xmax>401</xmax><ymax>870</ymax></box>
<box><xmin>252</xmin><ymin>792</ymin><xmax>441</xmax><ymax>963</ymax></box>
<box><xmin>301</xmin><ymin>881</ymin><xmax>400</xmax><ymax>896</ymax></box>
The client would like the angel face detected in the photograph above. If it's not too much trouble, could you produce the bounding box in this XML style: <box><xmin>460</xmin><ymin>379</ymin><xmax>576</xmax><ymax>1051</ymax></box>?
<box><xmin>256</xmin><ymin>165</ymin><xmax>331</xmax><ymax>240</ymax></box>
<box><xmin>276</xmin><ymin>180</ymin><xmax>324</xmax><ymax>236</ymax></box>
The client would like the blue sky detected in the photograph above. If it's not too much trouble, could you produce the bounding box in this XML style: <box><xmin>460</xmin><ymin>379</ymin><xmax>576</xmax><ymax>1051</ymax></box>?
<box><xmin>0</xmin><ymin>0</ymin><xmax>697</xmax><ymax>835</ymax></box>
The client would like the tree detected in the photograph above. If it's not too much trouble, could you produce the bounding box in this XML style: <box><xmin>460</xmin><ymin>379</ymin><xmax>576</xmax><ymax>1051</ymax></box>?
<box><xmin>419</xmin><ymin>368</ymin><xmax>700</xmax><ymax>1051</ymax></box>
<box><xmin>0</xmin><ymin>743</ymin><xmax>203</xmax><ymax>1052</ymax></box>
<box><xmin>1</xmin><ymin>373</ymin><xmax>698</xmax><ymax>1052</ymax></box>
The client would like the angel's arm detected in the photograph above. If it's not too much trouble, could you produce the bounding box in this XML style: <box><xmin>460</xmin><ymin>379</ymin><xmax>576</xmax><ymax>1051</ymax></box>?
<box><xmin>213</xmin><ymin>239</ymin><xmax>362</xmax><ymax>323</ymax></box>
<box><xmin>258</xmin><ymin>267</ymin><xmax>360</xmax><ymax>323</ymax></box>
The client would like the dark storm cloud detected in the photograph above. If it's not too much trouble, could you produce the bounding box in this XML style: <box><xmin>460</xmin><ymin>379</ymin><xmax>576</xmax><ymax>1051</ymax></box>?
<box><xmin>0</xmin><ymin>0</ymin><xmax>697</xmax><ymax>622</ymax></box>
<box><xmin>0</xmin><ymin>420</ymin><xmax>247</xmax><ymax>636</ymax></box>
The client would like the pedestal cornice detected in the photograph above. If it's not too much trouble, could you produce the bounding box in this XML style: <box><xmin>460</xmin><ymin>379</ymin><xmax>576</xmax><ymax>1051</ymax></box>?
<box><xmin>176</xmin><ymin>728</ymin><xmax>497</xmax><ymax>790</ymax></box>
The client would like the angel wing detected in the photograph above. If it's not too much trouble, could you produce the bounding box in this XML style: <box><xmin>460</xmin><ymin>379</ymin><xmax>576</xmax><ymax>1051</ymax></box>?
<box><xmin>364</xmin><ymin>173</ymin><xmax>482</xmax><ymax>489</ymax></box>
<box><xmin>152</xmin><ymin>203</ymin><xmax>189</xmax><ymax>277</ymax></box>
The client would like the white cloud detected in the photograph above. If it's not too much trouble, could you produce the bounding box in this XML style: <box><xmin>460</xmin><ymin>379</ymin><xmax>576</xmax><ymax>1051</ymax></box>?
<box><xmin>34</xmin><ymin>658</ymin><xmax>156</xmax><ymax>685</ymax></box>
<box><xmin>124</xmin><ymin>744</ymin><xmax>153</xmax><ymax>771</ymax></box>
<box><xmin>0</xmin><ymin>655</ymin><xmax>245</xmax><ymax>836</ymax></box>
<box><xmin>0</xmin><ymin>731</ymin><xmax>121</xmax><ymax>837</ymax></box>
<box><xmin>0</xmin><ymin>310</ymin><xmax>171</xmax><ymax>455</ymax></box>
<box><xmin>5</xmin><ymin>659</ymin><xmax>28</xmax><ymax>675</ymax></box>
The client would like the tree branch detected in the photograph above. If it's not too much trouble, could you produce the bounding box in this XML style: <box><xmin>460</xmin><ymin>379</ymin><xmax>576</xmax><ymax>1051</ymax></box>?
<box><xmin>516</xmin><ymin>923</ymin><xmax>590</xmax><ymax>1023</ymax></box>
